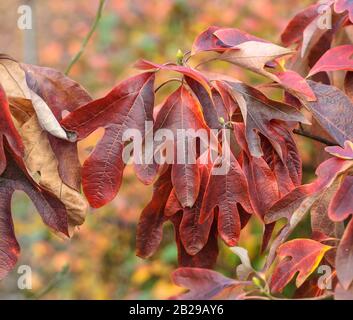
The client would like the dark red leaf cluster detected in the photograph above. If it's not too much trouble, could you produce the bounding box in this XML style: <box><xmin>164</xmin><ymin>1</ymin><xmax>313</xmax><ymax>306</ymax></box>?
<box><xmin>2</xmin><ymin>0</ymin><xmax>353</xmax><ymax>301</ymax></box>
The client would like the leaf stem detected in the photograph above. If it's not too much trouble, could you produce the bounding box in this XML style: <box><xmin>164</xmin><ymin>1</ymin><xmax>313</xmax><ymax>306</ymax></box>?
<box><xmin>154</xmin><ymin>78</ymin><xmax>182</xmax><ymax>93</ymax></box>
<box><xmin>65</xmin><ymin>0</ymin><xmax>106</xmax><ymax>75</ymax></box>
<box><xmin>194</xmin><ymin>57</ymin><xmax>219</xmax><ymax>70</ymax></box>
<box><xmin>183</xmin><ymin>50</ymin><xmax>192</xmax><ymax>65</ymax></box>
<box><xmin>293</xmin><ymin>128</ymin><xmax>337</xmax><ymax>146</ymax></box>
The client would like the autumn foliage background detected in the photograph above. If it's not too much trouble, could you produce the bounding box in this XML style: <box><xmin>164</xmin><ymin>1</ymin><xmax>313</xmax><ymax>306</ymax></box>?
<box><xmin>0</xmin><ymin>0</ymin><xmax>317</xmax><ymax>299</ymax></box>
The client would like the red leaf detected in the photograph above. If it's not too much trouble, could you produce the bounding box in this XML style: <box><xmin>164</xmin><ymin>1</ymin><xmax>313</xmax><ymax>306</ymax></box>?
<box><xmin>294</xmin><ymin>277</ymin><xmax>325</xmax><ymax>299</ymax></box>
<box><xmin>325</xmin><ymin>140</ymin><xmax>353</xmax><ymax>160</ymax></box>
<box><xmin>262</xmin><ymin>123</ymin><xmax>302</xmax><ymax>194</ymax></box>
<box><xmin>171</xmin><ymin>267</ymin><xmax>243</xmax><ymax>300</ymax></box>
<box><xmin>172</xmin><ymin>213</ymin><xmax>219</xmax><ymax>269</ymax></box>
<box><xmin>329</xmin><ymin>175</ymin><xmax>353</xmax><ymax>221</ymax></box>
<box><xmin>191</xmin><ymin>26</ymin><xmax>234</xmax><ymax>54</ymax></box>
<box><xmin>136</xmin><ymin>167</ymin><xmax>172</xmax><ymax>258</ymax></box>
<box><xmin>212</xmin><ymin>28</ymin><xmax>266</xmax><ymax>47</ymax></box>
<box><xmin>233</xmin><ymin>123</ymin><xmax>280</xmax><ymax>222</ymax></box>
<box><xmin>0</xmin><ymin>185</ymin><xmax>19</xmax><ymax>280</ymax></box>
<box><xmin>336</xmin><ymin>218</ymin><xmax>353</xmax><ymax>289</ymax></box>
<box><xmin>237</xmin><ymin>143</ymin><xmax>279</xmax><ymax>250</ymax></box>
<box><xmin>165</xmin><ymin>165</ymin><xmax>213</xmax><ymax>255</ymax></box>
<box><xmin>265</xmin><ymin>184</ymin><xmax>315</xmax><ymax>225</ymax></box>
<box><xmin>220</xmin><ymin>81</ymin><xmax>309</xmax><ymax>157</ymax></box>
<box><xmin>0</xmin><ymin>150</ymin><xmax>69</xmax><ymax>279</ymax></box>
<box><xmin>304</xmin><ymin>81</ymin><xmax>353</xmax><ymax>147</ymax></box>
<box><xmin>0</xmin><ymin>84</ymin><xmax>24</xmax><ymax>174</ymax></box>
<box><xmin>270</xmin><ymin>239</ymin><xmax>331</xmax><ymax>293</ymax></box>
<box><xmin>22</xmin><ymin>64</ymin><xmax>92</xmax><ymax>190</ymax></box>
<box><xmin>281</xmin><ymin>4</ymin><xmax>320</xmax><ymax>46</ymax></box>
<box><xmin>315</xmin><ymin>157</ymin><xmax>353</xmax><ymax>187</ymax></box>
<box><xmin>308</xmin><ymin>13</ymin><xmax>346</xmax><ymax>73</ymax></box>
<box><xmin>62</xmin><ymin>72</ymin><xmax>155</xmax><ymax>208</ymax></box>
<box><xmin>335</xmin><ymin>0</ymin><xmax>353</xmax><ymax>23</ymax></box>
<box><xmin>213</xmin><ymin>82</ymin><xmax>240</xmax><ymax>121</ymax></box>
<box><xmin>308</xmin><ymin>45</ymin><xmax>353</xmax><ymax>77</ymax></box>
<box><xmin>21</xmin><ymin>64</ymin><xmax>92</xmax><ymax>116</ymax></box>
<box><xmin>200</xmin><ymin>147</ymin><xmax>253</xmax><ymax>246</ymax></box>
<box><xmin>275</xmin><ymin>71</ymin><xmax>316</xmax><ymax>101</ymax></box>
<box><xmin>266</xmin><ymin>157</ymin><xmax>353</xmax><ymax>224</ymax></box>
<box><xmin>311</xmin><ymin>178</ymin><xmax>344</xmax><ymax>240</ymax></box>
<box><xmin>184</xmin><ymin>77</ymin><xmax>221</xmax><ymax>129</ymax></box>
<box><xmin>154</xmin><ymin>86</ymin><xmax>208</xmax><ymax>208</ymax></box>
<box><xmin>344</xmin><ymin>71</ymin><xmax>353</xmax><ymax>100</ymax></box>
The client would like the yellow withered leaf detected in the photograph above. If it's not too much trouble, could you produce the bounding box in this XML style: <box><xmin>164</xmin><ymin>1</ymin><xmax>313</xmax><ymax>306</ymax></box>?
<box><xmin>17</xmin><ymin>115</ymin><xmax>87</xmax><ymax>235</ymax></box>
<box><xmin>0</xmin><ymin>56</ymin><xmax>31</xmax><ymax>99</ymax></box>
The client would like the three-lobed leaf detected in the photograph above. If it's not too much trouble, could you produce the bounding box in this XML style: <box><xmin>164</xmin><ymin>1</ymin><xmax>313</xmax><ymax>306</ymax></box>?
<box><xmin>62</xmin><ymin>72</ymin><xmax>155</xmax><ymax>208</ymax></box>
<box><xmin>270</xmin><ymin>239</ymin><xmax>331</xmax><ymax>292</ymax></box>
<box><xmin>221</xmin><ymin>80</ymin><xmax>309</xmax><ymax>157</ymax></box>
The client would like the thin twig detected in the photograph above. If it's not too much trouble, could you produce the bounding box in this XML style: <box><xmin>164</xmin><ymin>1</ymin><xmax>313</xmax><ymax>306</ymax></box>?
<box><xmin>33</xmin><ymin>265</ymin><xmax>70</xmax><ymax>300</ymax></box>
<box><xmin>293</xmin><ymin>129</ymin><xmax>337</xmax><ymax>146</ymax></box>
<box><xmin>65</xmin><ymin>0</ymin><xmax>106</xmax><ymax>75</ymax></box>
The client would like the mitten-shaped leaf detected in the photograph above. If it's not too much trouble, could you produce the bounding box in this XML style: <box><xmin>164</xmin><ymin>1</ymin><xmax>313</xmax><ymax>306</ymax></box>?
<box><xmin>62</xmin><ymin>72</ymin><xmax>155</xmax><ymax>208</ymax></box>
<box><xmin>21</xmin><ymin>63</ymin><xmax>92</xmax><ymax>190</ymax></box>
<box><xmin>222</xmin><ymin>81</ymin><xmax>309</xmax><ymax>157</ymax></box>
<box><xmin>270</xmin><ymin>239</ymin><xmax>331</xmax><ymax>292</ymax></box>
